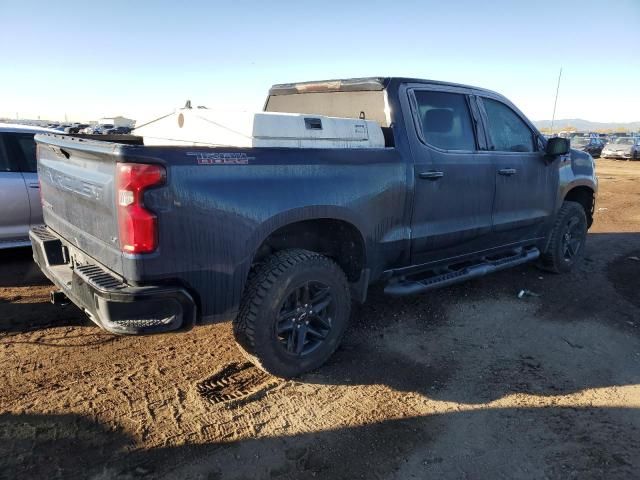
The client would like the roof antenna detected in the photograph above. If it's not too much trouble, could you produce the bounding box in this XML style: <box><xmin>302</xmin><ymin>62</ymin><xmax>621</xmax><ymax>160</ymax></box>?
<box><xmin>184</xmin><ymin>100</ymin><xmax>192</xmax><ymax>109</ymax></box>
<box><xmin>550</xmin><ymin>67</ymin><xmax>562</xmax><ymax>136</ymax></box>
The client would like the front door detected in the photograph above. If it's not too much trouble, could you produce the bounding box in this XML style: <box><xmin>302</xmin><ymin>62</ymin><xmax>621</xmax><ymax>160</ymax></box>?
<box><xmin>4</xmin><ymin>132</ymin><xmax>43</xmax><ymax>226</ymax></box>
<box><xmin>406</xmin><ymin>86</ymin><xmax>495</xmax><ymax>265</ymax></box>
<box><xmin>0</xmin><ymin>134</ymin><xmax>31</xmax><ymax>243</ymax></box>
<box><xmin>477</xmin><ymin>96</ymin><xmax>557</xmax><ymax>244</ymax></box>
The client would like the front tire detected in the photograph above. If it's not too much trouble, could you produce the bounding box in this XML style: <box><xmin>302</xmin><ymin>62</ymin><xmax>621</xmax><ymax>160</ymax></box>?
<box><xmin>233</xmin><ymin>249</ymin><xmax>351</xmax><ymax>378</ymax></box>
<box><xmin>540</xmin><ymin>201</ymin><xmax>588</xmax><ymax>273</ymax></box>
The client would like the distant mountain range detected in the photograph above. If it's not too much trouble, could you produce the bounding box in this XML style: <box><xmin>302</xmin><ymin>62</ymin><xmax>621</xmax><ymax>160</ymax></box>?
<box><xmin>533</xmin><ymin>119</ymin><xmax>640</xmax><ymax>131</ymax></box>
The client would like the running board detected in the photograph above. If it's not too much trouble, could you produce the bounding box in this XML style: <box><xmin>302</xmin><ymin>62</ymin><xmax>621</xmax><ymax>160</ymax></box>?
<box><xmin>384</xmin><ymin>247</ymin><xmax>540</xmax><ymax>297</ymax></box>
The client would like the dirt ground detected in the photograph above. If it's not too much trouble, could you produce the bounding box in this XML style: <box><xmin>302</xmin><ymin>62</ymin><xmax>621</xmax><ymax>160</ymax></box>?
<box><xmin>1</xmin><ymin>159</ymin><xmax>639</xmax><ymax>480</ymax></box>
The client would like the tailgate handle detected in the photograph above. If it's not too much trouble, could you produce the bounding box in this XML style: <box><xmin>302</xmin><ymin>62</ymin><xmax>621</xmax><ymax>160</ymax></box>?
<box><xmin>498</xmin><ymin>168</ymin><xmax>517</xmax><ymax>176</ymax></box>
<box><xmin>49</xmin><ymin>145</ymin><xmax>70</xmax><ymax>159</ymax></box>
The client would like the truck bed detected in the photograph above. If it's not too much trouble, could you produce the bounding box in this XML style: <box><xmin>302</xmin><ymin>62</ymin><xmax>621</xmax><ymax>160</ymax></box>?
<box><xmin>34</xmin><ymin>133</ymin><xmax>407</xmax><ymax>322</ymax></box>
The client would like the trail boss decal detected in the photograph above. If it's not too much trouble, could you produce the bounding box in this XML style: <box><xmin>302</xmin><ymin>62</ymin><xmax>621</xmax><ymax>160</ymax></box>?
<box><xmin>187</xmin><ymin>152</ymin><xmax>253</xmax><ymax>165</ymax></box>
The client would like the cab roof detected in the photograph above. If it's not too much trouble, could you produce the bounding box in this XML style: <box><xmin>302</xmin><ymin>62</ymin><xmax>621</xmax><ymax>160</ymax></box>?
<box><xmin>269</xmin><ymin>77</ymin><xmax>500</xmax><ymax>97</ymax></box>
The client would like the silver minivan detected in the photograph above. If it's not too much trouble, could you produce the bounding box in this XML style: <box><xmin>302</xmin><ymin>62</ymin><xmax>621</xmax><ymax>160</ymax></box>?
<box><xmin>0</xmin><ymin>124</ymin><xmax>58</xmax><ymax>248</ymax></box>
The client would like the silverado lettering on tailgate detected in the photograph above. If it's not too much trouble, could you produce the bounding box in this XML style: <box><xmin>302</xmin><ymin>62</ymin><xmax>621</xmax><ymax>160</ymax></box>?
<box><xmin>41</xmin><ymin>164</ymin><xmax>104</xmax><ymax>202</ymax></box>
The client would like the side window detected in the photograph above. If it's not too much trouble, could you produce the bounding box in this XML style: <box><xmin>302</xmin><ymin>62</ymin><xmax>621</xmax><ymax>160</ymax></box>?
<box><xmin>482</xmin><ymin>98</ymin><xmax>535</xmax><ymax>153</ymax></box>
<box><xmin>4</xmin><ymin>133</ymin><xmax>37</xmax><ymax>172</ymax></box>
<box><xmin>0</xmin><ymin>135</ymin><xmax>18</xmax><ymax>172</ymax></box>
<box><xmin>413</xmin><ymin>90</ymin><xmax>476</xmax><ymax>151</ymax></box>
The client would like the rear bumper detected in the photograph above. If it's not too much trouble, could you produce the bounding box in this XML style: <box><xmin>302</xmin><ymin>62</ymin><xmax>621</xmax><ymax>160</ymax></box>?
<box><xmin>29</xmin><ymin>225</ymin><xmax>196</xmax><ymax>335</ymax></box>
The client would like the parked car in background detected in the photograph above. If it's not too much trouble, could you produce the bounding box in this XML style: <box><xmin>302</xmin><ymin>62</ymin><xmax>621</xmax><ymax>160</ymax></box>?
<box><xmin>0</xmin><ymin>124</ymin><xmax>58</xmax><ymax>248</ymax></box>
<box><xmin>602</xmin><ymin>136</ymin><xmax>640</xmax><ymax>160</ymax></box>
<box><xmin>570</xmin><ymin>136</ymin><xmax>604</xmax><ymax>158</ymax></box>
<box><xmin>64</xmin><ymin>123</ymin><xmax>90</xmax><ymax>134</ymax></box>
<box><xmin>104</xmin><ymin>126</ymin><xmax>132</xmax><ymax>134</ymax></box>
<box><xmin>90</xmin><ymin>124</ymin><xmax>114</xmax><ymax>134</ymax></box>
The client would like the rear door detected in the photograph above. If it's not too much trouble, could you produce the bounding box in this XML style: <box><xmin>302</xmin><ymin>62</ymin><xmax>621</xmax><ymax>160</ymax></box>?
<box><xmin>477</xmin><ymin>96</ymin><xmax>557</xmax><ymax>243</ymax></box>
<box><xmin>404</xmin><ymin>84</ymin><xmax>496</xmax><ymax>265</ymax></box>
<box><xmin>0</xmin><ymin>134</ymin><xmax>31</xmax><ymax>243</ymax></box>
<box><xmin>3</xmin><ymin>132</ymin><xmax>43</xmax><ymax>226</ymax></box>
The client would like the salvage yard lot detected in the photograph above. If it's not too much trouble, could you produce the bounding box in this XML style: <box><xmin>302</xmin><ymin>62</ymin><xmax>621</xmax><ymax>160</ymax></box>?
<box><xmin>1</xmin><ymin>159</ymin><xmax>639</xmax><ymax>479</ymax></box>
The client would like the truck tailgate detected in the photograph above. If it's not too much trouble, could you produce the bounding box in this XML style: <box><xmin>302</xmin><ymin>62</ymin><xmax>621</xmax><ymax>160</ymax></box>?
<box><xmin>35</xmin><ymin>134</ymin><xmax>124</xmax><ymax>274</ymax></box>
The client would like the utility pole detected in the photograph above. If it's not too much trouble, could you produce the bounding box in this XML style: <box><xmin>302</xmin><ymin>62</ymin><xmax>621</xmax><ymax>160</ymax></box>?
<box><xmin>550</xmin><ymin>67</ymin><xmax>562</xmax><ymax>135</ymax></box>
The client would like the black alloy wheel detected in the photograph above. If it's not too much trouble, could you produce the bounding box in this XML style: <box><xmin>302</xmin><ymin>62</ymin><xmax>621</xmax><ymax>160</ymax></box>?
<box><xmin>275</xmin><ymin>281</ymin><xmax>335</xmax><ymax>357</ymax></box>
<box><xmin>561</xmin><ymin>216</ymin><xmax>584</xmax><ymax>263</ymax></box>
<box><xmin>234</xmin><ymin>249</ymin><xmax>351</xmax><ymax>378</ymax></box>
<box><xmin>540</xmin><ymin>201</ymin><xmax>588</xmax><ymax>273</ymax></box>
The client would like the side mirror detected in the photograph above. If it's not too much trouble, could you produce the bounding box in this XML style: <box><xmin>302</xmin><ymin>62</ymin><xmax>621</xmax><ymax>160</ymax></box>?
<box><xmin>545</xmin><ymin>137</ymin><xmax>570</xmax><ymax>156</ymax></box>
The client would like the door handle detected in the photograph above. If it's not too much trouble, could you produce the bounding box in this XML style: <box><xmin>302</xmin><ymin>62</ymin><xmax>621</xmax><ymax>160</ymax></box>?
<box><xmin>498</xmin><ymin>168</ymin><xmax>517</xmax><ymax>176</ymax></box>
<box><xmin>419</xmin><ymin>171</ymin><xmax>444</xmax><ymax>180</ymax></box>
<box><xmin>28</xmin><ymin>183</ymin><xmax>40</xmax><ymax>188</ymax></box>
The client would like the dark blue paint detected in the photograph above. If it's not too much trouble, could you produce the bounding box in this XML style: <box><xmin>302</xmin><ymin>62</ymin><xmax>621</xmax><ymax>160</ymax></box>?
<box><xmin>33</xmin><ymin>77</ymin><xmax>597</xmax><ymax>325</ymax></box>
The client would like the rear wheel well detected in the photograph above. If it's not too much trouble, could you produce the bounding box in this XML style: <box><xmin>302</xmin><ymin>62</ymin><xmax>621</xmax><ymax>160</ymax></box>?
<box><xmin>252</xmin><ymin>219</ymin><xmax>366</xmax><ymax>282</ymax></box>
<box><xmin>564</xmin><ymin>186</ymin><xmax>595</xmax><ymax>227</ymax></box>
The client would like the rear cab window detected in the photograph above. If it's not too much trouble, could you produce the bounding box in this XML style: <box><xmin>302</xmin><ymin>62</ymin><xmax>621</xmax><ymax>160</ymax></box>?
<box><xmin>0</xmin><ymin>134</ymin><xmax>22</xmax><ymax>172</ymax></box>
<box><xmin>265</xmin><ymin>87</ymin><xmax>389</xmax><ymax>127</ymax></box>
<box><xmin>3</xmin><ymin>133</ymin><xmax>37</xmax><ymax>172</ymax></box>
<box><xmin>412</xmin><ymin>90</ymin><xmax>476</xmax><ymax>151</ymax></box>
<box><xmin>263</xmin><ymin>79</ymin><xmax>395</xmax><ymax>147</ymax></box>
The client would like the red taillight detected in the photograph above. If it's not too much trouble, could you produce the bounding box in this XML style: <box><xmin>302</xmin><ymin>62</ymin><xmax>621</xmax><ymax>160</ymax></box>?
<box><xmin>116</xmin><ymin>163</ymin><xmax>166</xmax><ymax>254</ymax></box>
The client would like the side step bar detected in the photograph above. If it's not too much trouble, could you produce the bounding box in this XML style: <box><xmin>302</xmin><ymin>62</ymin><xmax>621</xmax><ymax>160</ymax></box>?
<box><xmin>384</xmin><ymin>247</ymin><xmax>540</xmax><ymax>297</ymax></box>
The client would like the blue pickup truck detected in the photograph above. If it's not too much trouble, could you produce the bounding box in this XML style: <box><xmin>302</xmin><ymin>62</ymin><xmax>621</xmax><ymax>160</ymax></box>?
<box><xmin>30</xmin><ymin>77</ymin><xmax>597</xmax><ymax>377</ymax></box>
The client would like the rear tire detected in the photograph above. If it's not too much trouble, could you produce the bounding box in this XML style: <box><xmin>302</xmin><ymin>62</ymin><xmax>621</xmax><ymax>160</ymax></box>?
<box><xmin>539</xmin><ymin>201</ymin><xmax>587</xmax><ymax>273</ymax></box>
<box><xmin>233</xmin><ymin>249</ymin><xmax>351</xmax><ymax>378</ymax></box>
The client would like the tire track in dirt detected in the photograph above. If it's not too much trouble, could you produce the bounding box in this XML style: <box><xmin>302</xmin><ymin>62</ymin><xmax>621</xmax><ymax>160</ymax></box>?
<box><xmin>196</xmin><ymin>362</ymin><xmax>282</xmax><ymax>406</ymax></box>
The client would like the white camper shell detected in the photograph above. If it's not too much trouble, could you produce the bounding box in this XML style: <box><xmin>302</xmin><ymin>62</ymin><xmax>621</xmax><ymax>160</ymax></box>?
<box><xmin>133</xmin><ymin>109</ymin><xmax>385</xmax><ymax>149</ymax></box>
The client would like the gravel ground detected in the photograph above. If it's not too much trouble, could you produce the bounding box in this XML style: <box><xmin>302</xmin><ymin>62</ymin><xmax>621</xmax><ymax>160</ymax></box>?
<box><xmin>1</xmin><ymin>159</ymin><xmax>639</xmax><ymax>480</ymax></box>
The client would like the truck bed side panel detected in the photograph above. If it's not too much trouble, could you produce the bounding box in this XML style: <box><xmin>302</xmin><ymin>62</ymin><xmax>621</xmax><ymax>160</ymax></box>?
<box><xmin>141</xmin><ymin>147</ymin><xmax>408</xmax><ymax>320</ymax></box>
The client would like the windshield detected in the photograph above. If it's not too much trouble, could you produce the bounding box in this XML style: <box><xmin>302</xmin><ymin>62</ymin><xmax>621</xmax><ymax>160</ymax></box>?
<box><xmin>614</xmin><ymin>137</ymin><xmax>633</xmax><ymax>145</ymax></box>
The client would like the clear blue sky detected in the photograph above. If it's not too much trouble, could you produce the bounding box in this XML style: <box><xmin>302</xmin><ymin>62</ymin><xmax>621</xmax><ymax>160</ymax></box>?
<box><xmin>2</xmin><ymin>0</ymin><xmax>638</xmax><ymax>123</ymax></box>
